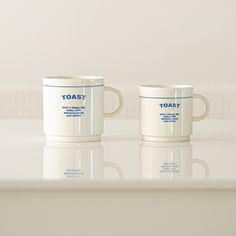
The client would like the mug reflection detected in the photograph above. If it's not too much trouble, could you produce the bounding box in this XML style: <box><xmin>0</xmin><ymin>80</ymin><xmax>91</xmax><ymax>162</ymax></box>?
<box><xmin>43</xmin><ymin>142</ymin><xmax>122</xmax><ymax>180</ymax></box>
<box><xmin>140</xmin><ymin>141</ymin><xmax>209</xmax><ymax>180</ymax></box>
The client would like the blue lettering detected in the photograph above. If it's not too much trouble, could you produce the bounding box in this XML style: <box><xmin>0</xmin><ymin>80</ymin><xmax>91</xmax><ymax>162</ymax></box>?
<box><xmin>160</xmin><ymin>103</ymin><xmax>180</xmax><ymax>108</ymax></box>
<box><xmin>61</xmin><ymin>94</ymin><xmax>86</xmax><ymax>100</ymax></box>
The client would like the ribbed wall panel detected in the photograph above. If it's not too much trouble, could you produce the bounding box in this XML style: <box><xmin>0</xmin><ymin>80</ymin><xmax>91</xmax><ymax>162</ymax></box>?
<box><xmin>0</xmin><ymin>86</ymin><xmax>235</xmax><ymax>119</ymax></box>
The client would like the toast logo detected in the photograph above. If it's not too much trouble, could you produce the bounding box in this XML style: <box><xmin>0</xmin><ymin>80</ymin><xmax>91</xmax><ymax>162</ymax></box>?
<box><xmin>61</xmin><ymin>94</ymin><xmax>86</xmax><ymax>100</ymax></box>
<box><xmin>160</xmin><ymin>103</ymin><xmax>180</xmax><ymax>108</ymax></box>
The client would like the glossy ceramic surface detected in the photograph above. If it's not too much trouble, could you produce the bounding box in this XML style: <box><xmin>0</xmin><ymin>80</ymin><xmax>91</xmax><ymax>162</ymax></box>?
<box><xmin>139</xmin><ymin>85</ymin><xmax>209</xmax><ymax>141</ymax></box>
<box><xmin>43</xmin><ymin>76</ymin><xmax>123</xmax><ymax>142</ymax></box>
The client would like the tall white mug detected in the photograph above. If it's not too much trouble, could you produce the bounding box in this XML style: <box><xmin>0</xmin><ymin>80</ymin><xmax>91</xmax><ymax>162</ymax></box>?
<box><xmin>139</xmin><ymin>85</ymin><xmax>209</xmax><ymax>141</ymax></box>
<box><xmin>43</xmin><ymin>76</ymin><xmax>123</xmax><ymax>142</ymax></box>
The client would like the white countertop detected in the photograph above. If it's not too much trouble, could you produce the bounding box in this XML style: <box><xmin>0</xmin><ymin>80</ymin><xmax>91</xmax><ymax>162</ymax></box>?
<box><xmin>0</xmin><ymin>119</ymin><xmax>236</xmax><ymax>190</ymax></box>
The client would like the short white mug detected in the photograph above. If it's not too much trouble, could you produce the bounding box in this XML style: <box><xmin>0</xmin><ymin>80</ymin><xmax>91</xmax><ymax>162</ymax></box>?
<box><xmin>140</xmin><ymin>141</ymin><xmax>209</xmax><ymax>180</ymax></box>
<box><xmin>43</xmin><ymin>76</ymin><xmax>123</xmax><ymax>142</ymax></box>
<box><xmin>43</xmin><ymin>142</ymin><xmax>123</xmax><ymax>180</ymax></box>
<box><xmin>139</xmin><ymin>85</ymin><xmax>209</xmax><ymax>141</ymax></box>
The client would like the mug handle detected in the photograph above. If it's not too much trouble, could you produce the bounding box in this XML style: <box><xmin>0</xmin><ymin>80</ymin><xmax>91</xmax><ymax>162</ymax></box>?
<box><xmin>192</xmin><ymin>94</ymin><xmax>210</xmax><ymax>121</ymax></box>
<box><xmin>192</xmin><ymin>159</ymin><xmax>209</xmax><ymax>179</ymax></box>
<box><xmin>103</xmin><ymin>161</ymin><xmax>123</xmax><ymax>178</ymax></box>
<box><xmin>104</xmin><ymin>86</ymin><xmax>124</xmax><ymax>117</ymax></box>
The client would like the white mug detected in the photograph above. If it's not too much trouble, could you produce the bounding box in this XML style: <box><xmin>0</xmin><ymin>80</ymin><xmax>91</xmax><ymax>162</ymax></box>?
<box><xmin>43</xmin><ymin>142</ymin><xmax>123</xmax><ymax>180</ymax></box>
<box><xmin>43</xmin><ymin>76</ymin><xmax>123</xmax><ymax>142</ymax></box>
<box><xmin>140</xmin><ymin>141</ymin><xmax>209</xmax><ymax>180</ymax></box>
<box><xmin>139</xmin><ymin>85</ymin><xmax>209</xmax><ymax>141</ymax></box>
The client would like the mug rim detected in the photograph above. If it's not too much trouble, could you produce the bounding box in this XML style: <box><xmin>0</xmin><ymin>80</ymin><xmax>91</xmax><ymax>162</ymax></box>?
<box><xmin>140</xmin><ymin>84</ymin><xmax>192</xmax><ymax>89</ymax></box>
<box><xmin>44</xmin><ymin>75</ymin><xmax>104</xmax><ymax>80</ymax></box>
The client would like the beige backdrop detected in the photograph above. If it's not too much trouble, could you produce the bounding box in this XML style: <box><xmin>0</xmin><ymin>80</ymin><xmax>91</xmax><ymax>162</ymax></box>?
<box><xmin>0</xmin><ymin>0</ymin><xmax>235</xmax><ymax>87</ymax></box>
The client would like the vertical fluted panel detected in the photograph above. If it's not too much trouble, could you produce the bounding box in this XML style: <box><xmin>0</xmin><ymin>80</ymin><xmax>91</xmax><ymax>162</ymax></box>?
<box><xmin>0</xmin><ymin>86</ymin><xmax>42</xmax><ymax>119</ymax></box>
<box><xmin>0</xmin><ymin>86</ymin><xmax>235</xmax><ymax>119</ymax></box>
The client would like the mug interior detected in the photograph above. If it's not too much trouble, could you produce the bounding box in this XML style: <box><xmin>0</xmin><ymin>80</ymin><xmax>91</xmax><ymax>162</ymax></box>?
<box><xmin>43</xmin><ymin>75</ymin><xmax>104</xmax><ymax>86</ymax></box>
<box><xmin>140</xmin><ymin>85</ymin><xmax>192</xmax><ymax>89</ymax></box>
<box><xmin>139</xmin><ymin>84</ymin><xmax>193</xmax><ymax>97</ymax></box>
<box><xmin>44</xmin><ymin>75</ymin><xmax>103</xmax><ymax>80</ymax></box>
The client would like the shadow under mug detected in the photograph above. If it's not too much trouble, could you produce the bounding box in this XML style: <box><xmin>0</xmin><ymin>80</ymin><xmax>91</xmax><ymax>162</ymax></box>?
<box><xmin>140</xmin><ymin>141</ymin><xmax>209</xmax><ymax>180</ymax></box>
<box><xmin>43</xmin><ymin>142</ymin><xmax>123</xmax><ymax>180</ymax></box>
<box><xmin>43</xmin><ymin>76</ymin><xmax>124</xmax><ymax>142</ymax></box>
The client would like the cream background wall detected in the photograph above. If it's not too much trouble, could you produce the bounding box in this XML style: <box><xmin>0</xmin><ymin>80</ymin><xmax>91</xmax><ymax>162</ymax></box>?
<box><xmin>0</xmin><ymin>0</ymin><xmax>235</xmax><ymax>87</ymax></box>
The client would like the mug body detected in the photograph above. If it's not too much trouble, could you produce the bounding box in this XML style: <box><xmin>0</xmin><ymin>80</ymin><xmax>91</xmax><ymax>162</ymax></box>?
<box><xmin>140</xmin><ymin>85</ymin><xmax>193</xmax><ymax>141</ymax></box>
<box><xmin>140</xmin><ymin>141</ymin><xmax>192</xmax><ymax>179</ymax></box>
<box><xmin>43</xmin><ymin>76</ymin><xmax>104</xmax><ymax>142</ymax></box>
<box><xmin>43</xmin><ymin>142</ymin><xmax>104</xmax><ymax>179</ymax></box>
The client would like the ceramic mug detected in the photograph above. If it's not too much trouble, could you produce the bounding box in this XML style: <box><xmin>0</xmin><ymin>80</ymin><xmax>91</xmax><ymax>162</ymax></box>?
<box><xmin>140</xmin><ymin>141</ymin><xmax>209</xmax><ymax>179</ymax></box>
<box><xmin>139</xmin><ymin>85</ymin><xmax>209</xmax><ymax>141</ymax></box>
<box><xmin>43</xmin><ymin>76</ymin><xmax>123</xmax><ymax>142</ymax></box>
<box><xmin>43</xmin><ymin>142</ymin><xmax>123</xmax><ymax>180</ymax></box>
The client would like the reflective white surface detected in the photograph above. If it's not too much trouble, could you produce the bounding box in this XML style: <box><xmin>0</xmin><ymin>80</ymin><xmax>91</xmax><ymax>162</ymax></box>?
<box><xmin>0</xmin><ymin>119</ymin><xmax>236</xmax><ymax>189</ymax></box>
